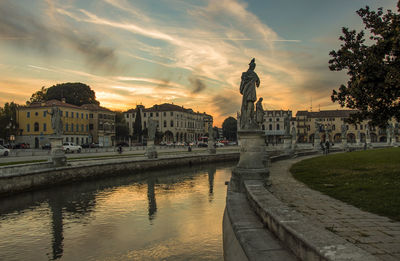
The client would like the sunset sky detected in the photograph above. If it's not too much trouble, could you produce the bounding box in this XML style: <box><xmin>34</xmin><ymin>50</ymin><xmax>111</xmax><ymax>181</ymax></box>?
<box><xmin>0</xmin><ymin>0</ymin><xmax>397</xmax><ymax>126</ymax></box>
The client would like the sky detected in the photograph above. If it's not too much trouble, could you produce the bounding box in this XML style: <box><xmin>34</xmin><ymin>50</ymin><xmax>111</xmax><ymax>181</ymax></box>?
<box><xmin>0</xmin><ymin>0</ymin><xmax>397</xmax><ymax>126</ymax></box>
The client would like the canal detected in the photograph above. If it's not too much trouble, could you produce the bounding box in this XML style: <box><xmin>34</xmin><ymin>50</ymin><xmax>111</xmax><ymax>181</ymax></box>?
<box><xmin>0</xmin><ymin>162</ymin><xmax>235</xmax><ymax>261</ymax></box>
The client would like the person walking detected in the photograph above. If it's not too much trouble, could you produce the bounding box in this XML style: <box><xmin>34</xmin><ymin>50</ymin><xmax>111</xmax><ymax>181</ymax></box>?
<box><xmin>325</xmin><ymin>140</ymin><xmax>330</xmax><ymax>155</ymax></box>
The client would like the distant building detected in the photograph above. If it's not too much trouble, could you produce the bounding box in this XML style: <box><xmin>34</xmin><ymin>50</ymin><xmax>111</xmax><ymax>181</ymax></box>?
<box><xmin>262</xmin><ymin>110</ymin><xmax>293</xmax><ymax>144</ymax></box>
<box><xmin>295</xmin><ymin>110</ymin><xmax>399</xmax><ymax>143</ymax></box>
<box><xmin>16</xmin><ymin>99</ymin><xmax>91</xmax><ymax>148</ymax></box>
<box><xmin>80</xmin><ymin>104</ymin><xmax>116</xmax><ymax>147</ymax></box>
<box><xmin>124</xmin><ymin>103</ymin><xmax>213</xmax><ymax>143</ymax></box>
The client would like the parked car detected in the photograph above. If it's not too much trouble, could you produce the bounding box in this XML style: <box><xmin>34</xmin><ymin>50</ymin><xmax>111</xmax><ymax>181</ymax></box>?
<box><xmin>215</xmin><ymin>142</ymin><xmax>224</xmax><ymax>147</ymax></box>
<box><xmin>198</xmin><ymin>142</ymin><xmax>208</xmax><ymax>147</ymax></box>
<box><xmin>14</xmin><ymin>143</ymin><xmax>30</xmax><ymax>149</ymax></box>
<box><xmin>81</xmin><ymin>143</ymin><xmax>91</xmax><ymax>148</ymax></box>
<box><xmin>0</xmin><ymin>145</ymin><xmax>10</xmax><ymax>156</ymax></box>
<box><xmin>42</xmin><ymin>143</ymin><xmax>51</xmax><ymax>150</ymax></box>
<box><xmin>62</xmin><ymin>142</ymin><xmax>82</xmax><ymax>153</ymax></box>
<box><xmin>228</xmin><ymin>141</ymin><xmax>237</xmax><ymax>146</ymax></box>
<box><xmin>116</xmin><ymin>142</ymin><xmax>129</xmax><ymax>147</ymax></box>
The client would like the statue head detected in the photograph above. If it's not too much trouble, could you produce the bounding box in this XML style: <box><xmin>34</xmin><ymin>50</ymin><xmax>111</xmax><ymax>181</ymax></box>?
<box><xmin>258</xmin><ymin>97</ymin><xmax>263</xmax><ymax>102</ymax></box>
<box><xmin>249</xmin><ymin>58</ymin><xmax>256</xmax><ymax>70</ymax></box>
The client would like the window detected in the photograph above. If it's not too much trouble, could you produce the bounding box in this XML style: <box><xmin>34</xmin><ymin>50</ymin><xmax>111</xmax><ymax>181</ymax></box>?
<box><xmin>66</xmin><ymin>124</ymin><xmax>69</xmax><ymax>131</ymax></box>
<box><xmin>164</xmin><ymin>120</ymin><xmax>167</xmax><ymax>127</ymax></box>
<box><xmin>66</xmin><ymin>111</ymin><xmax>69</xmax><ymax>118</ymax></box>
<box><xmin>170</xmin><ymin>112</ymin><xmax>173</xmax><ymax>116</ymax></box>
<box><xmin>66</xmin><ymin>137</ymin><xmax>69</xmax><ymax>142</ymax></box>
<box><xmin>90</xmin><ymin>113</ymin><xmax>93</xmax><ymax>118</ymax></box>
<box><xmin>43</xmin><ymin>111</ymin><xmax>47</xmax><ymax>117</ymax></box>
<box><xmin>156</xmin><ymin>112</ymin><xmax>159</xmax><ymax>117</ymax></box>
<box><xmin>86</xmin><ymin>114</ymin><xmax>88</xmax><ymax>119</ymax></box>
<box><xmin>81</xmin><ymin>113</ymin><xmax>84</xmax><ymax>119</ymax></box>
<box><xmin>269</xmin><ymin>118</ymin><xmax>272</xmax><ymax>122</ymax></box>
<box><xmin>332</xmin><ymin>124</ymin><xmax>335</xmax><ymax>131</ymax></box>
<box><xmin>144</xmin><ymin>112</ymin><xmax>146</xmax><ymax>117</ymax></box>
<box><xmin>43</xmin><ymin>123</ymin><xmax>47</xmax><ymax>131</ymax></box>
<box><xmin>71</xmin><ymin>112</ymin><xmax>74</xmax><ymax>118</ymax></box>
<box><xmin>163</xmin><ymin>112</ymin><xmax>166</xmax><ymax>116</ymax></box>
<box><xmin>27</xmin><ymin>112</ymin><xmax>30</xmax><ymax>118</ymax></box>
<box><xmin>71</xmin><ymin>123</ymin><xmax>74</xmax><ymax>132</ymax></box>
<box><xmin>269</xmin><ymin>124</ymin><xmax>272</xmax><ymax>130</ymax></box>
<box><xmin>27</xmin><ymin>124</ymin><xmax>30</xmax><ymax>132</ymax></box>
<box><xmin>76</xmin><ymin>112</ymin><xmax>79</xmax><ymax>118</ymax></box>
<box><xmin>277</xmin><ymin>124</ymin><xmax>280</xmax><ymax>130</ymax></box>
<box><xmin>276</xmin><ymin>118</ymin><xmax>279</xmax><ymax>121</ymax></box>
<box><xmin>34</xmin><ymin>122</ymin><xmax>39</xmax><ymax>132</ymax></box>
<box><xmin>355</xmin><ymin>125</ymin><xmax>358</xmax><ymax>130</ymax></box>
<box><xmin>360</xmin><ymin>124</ymin><xmax>363</xmax><ymax>130</ymax></box>
<box><xmin>126</xmin><ymin>114</ymin><xmax>129</xmax><ymax>118</ymax></box>
<box><xmin>35</xmin><ymin>112</ymin><xmax>38</xmax><ymax>116</ymax></box>
<box><xmin>89</xmin><ymin>124</ymin><xmax>93</xmax><ymax>130</ymax></box>
<box><xmin>81</xmin><ymin>124</ymin><xmax>84</xmax><ymax>132</ymax></box>
<box><xmin>144</xmin><ymin>121</ymin><xmax>147</xmax><ymax>128</ymax></box>
<box><xmin>86</xmin><ymin>125</ymin><xmax>89</xmax><ymax>131</ymax></box>
<box><xmin>171</xmin><ymin>120</ymin><xmax>174</xmax><ymax>127</ymax></box>
<box><xmin>150</xmin><ymin>112</ymin><xmax>153</xmax><ymax>117</ymax></box>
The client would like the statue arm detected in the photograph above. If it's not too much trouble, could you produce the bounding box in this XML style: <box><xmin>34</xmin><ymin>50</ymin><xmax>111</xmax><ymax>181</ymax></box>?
<box><xmin>255</xmin><ymin>74</ymin><xmax>260</xmax><ymax>87</ymax></box>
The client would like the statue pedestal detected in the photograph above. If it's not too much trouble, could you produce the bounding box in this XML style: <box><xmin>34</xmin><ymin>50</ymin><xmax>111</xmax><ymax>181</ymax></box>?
<box><xmin>342</xmin><ymin>138</ymin><xmax>348</xmax><ymax>150</ymax></box>
<box><xmin>230</xmin><ymin>130</ymin><xmax>269</xmax><ymax>192</ymax></box>
<box><xmin>283</xmin><ymin>135</ymin><xmax>293</xmax><ymax>153</ymax></box>
<box><xmin>49</xmin><ymin>137</ymin><xmax>66</xmax><ymax>167</ymax></box>
<box><xmin>145</xmin><ymin>140</ymin><xmax>158</xmax><ymax>159</ymax></box>
<box><xmin>314</xmin><ymin>135</ymin><xmax>321</xmax><ymax>151</ymax></box>
<box><xmin>208</xmin><ymin>140</ymin><xmax>216</xmax><ymax>154</ymax></box>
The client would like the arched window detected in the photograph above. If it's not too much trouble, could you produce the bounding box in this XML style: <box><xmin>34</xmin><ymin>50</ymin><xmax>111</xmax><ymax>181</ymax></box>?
<box><xmin>34</xmin><ymin>122</ymin><xmax>39</xmax><ymax>132</ymax></box>
<box><xmin>277</xmin><ymin>124</ymin><xmax>280</xmax><ymax>130</ymax></box>
<box><xmin>262</xmin><ymin>125</ymin><xmax>265</xmax><ymax>130</ymax></box>
<box><xmin>269</xmin><ymin>124</ymin><xmax>272</xmax><ymax>130</ymax></box>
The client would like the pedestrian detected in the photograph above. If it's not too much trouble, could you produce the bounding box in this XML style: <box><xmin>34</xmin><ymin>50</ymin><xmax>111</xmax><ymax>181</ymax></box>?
<box><xmin>325</xmin><ymin>140</ymin><xmax>330</xmax><ymax>154</ymax></box>
<box><xmin>320</xmin><ymin>141</ymin><xmax>325</xmax><ymax>154</ymax></box>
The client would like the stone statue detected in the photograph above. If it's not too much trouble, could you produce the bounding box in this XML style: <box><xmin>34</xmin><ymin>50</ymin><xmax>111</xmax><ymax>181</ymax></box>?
<box><xmin>240</xmin><ymin>58</ymin><xmax>260</xmax><ymax>129</ymax></box>
<box><xmin>255</xmin><ymin>97</ymin><xmax>264</xmax><ymax>126</ymax></box>
<box><xmin>208</xmin><ymin>125</ymin><xmax>215</xmax><ymax>142</ymax></box>
<box><xmin>148</xmin><ymin>119</ymin><xmax>158</xmax><ymax>141</ymax></box>
<box><xmin>284</xmin><ymin>115</ymin><xmax>291</xmax><ymax>136</ymax></box>
<box><xmin>291</xmin><ymin>126</ymin><xmax>296</xmax><ymax>141</ymax></box>
<box><xmin>341</xmin><ymin>124</ymin><xmax>347</xmax><ymax>138</ymax></box>
<box><xmin>48</xmin><ymin>105</ymin><xmax>63</xmax><ymax>136</ymax></box>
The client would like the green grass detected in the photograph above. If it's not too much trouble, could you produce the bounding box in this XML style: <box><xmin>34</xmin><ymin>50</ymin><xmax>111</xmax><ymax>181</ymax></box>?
<box><xmin>290</xmin><ymin>148</ymin><xmax>400</xmax><ymax>221</ymax></box>
<box><xmin>0</xmin><ymin>160</ymin><xmax>47</xmax><ymax>166</ymax></box>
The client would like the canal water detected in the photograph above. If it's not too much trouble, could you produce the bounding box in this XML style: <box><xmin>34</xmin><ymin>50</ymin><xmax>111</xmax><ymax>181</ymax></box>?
<box><xmin>0</xmin><ymin>162</ymin><xmax>235</xmax><ymax>261</ymax></box>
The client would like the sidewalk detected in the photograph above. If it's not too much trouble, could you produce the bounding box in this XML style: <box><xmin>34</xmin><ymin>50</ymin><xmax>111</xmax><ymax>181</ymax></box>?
<box><xmin>268</xmin><ymin>156</ymin><xmax>400</xmax><ymax>261</ymax></box>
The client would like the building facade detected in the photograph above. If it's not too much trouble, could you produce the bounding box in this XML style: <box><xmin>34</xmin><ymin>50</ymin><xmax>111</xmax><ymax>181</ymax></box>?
<box><xmin>261</xmin><ymin>110</ymin><xmax>295</xmax><ymax>144</ymax></box>
<box><xmin>295</xmin><ymin>110</ymin><xmax>400</xmax><ymax>144</ymax></box>
<box><xmin>80</xmin><ymin>104</ymin><xmax>116</xmax><ymax>147</ymax></box>
<box><xmin>124</xmin><ymin>103</ymin><xmax>213</xmax><ymax>143</ymax></box>
<box><xmin>16</xmin><ymin>99</ymin><xmax>91</xmax><ymax>148</ymax></box>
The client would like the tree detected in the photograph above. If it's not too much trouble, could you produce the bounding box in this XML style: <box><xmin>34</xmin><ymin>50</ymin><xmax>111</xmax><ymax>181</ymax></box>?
<box><xmin>133</xmin><ymin>106</ymin><xmax>143</xmax><ymax>142</ymax></box>
<box><xmin>27</xmin><ymin>82</ymin><xmax>100</xmax><ymax>106</ymax></box>
<box><xmin>115</xmin><ymin>111</ymin><xmax>129</xmax><ymax>141</ymax></box>
<box><xmin>27</xmin><ymin>86</ymin><xmax>47</xmax><ymax>105</ymax></box>
<box><xmin>329</xmin><ymin>1</ymin><xmax>400</xmax><ymax>127</ymax></box>
<box><xmin>0</xmin><ymin>102</ymin><xmax>19</xmax><ymax>140</ymax></box>
<box><xmin>222</xmin><ymin>117</ymin><xmax>237</xmax><ymax>141</ymax></box>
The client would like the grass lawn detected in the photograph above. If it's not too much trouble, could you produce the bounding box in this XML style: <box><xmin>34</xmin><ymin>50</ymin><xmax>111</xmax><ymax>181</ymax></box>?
<box><xmin>290</xmin><ymin>147</ymin><xmax>400</xmax><ymax>221</ymax></box>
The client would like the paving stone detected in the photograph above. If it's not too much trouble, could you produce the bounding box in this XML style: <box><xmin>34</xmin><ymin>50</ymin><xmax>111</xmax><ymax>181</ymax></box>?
<box><xmin>268</xmin><ymin>155</ymin><xmax>400</xmax><ymax>260</ymax></box>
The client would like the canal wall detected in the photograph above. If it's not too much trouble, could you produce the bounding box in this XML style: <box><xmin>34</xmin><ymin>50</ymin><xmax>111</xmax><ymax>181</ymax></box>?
<box><xmin>223</xmin><ymin>151</ymin><xmax>379</xmax><ymax>261</ymax></box>
<box><xmin>0</xmin><ymin>152</ymin><xmax>239</xmax><ymax>197</ymax></box>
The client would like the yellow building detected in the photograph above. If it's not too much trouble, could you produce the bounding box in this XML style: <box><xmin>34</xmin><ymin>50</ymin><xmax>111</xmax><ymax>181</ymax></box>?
<box><xmin>295</xmin><ymin>110</ymin><xmax>399</xmax><ymax>144</ymax></box>
<box><xmin>17</xmin><ymin>99</ymin><xmax>90</xmax><ymax>148</ymax></box>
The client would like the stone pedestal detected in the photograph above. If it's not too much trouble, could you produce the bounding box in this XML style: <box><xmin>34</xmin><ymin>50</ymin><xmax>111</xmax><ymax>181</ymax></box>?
<box><xmin>283</xmin><ymin>135</ymin><xmax>292</xmax><ymax>153</ymax></box>
<box><xmin>230</xmin><ymin>130</ymin><xmax>269</xmax><ymax>192</ymax></box>
<box><xmin>145</xmin><ymin>140</ymin><xmax>158</xmax><ymax>159</ymax></box>
<box><xmin>314</xmin><ymin>135</ymin><xmax>321</xmax><ymax>150</ymax></box>
<box><xmin>49</xmin><ymin>137</ymin><xmax>67</xmax><ymax>167</ymax></box>
<box><xmin>208</xmin><ymin>140</ymin><xmax>216</xmax><ymax>154</ymax></box>
<box><xmin>342</xmin><ymin>138</ymin><xmax>347</xmax><ymax>150</ymax></box>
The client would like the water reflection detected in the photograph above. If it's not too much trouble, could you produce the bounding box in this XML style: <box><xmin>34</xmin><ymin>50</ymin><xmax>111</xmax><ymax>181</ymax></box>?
<box><xmin>147</xmin><ymin>178</ymin><xmax>157</xmax><ymax>221</ymax></box>
<box><xmin>0</xmin><ymin>161</ymin><xmax>235</xmax><ymax>261</ymax></box>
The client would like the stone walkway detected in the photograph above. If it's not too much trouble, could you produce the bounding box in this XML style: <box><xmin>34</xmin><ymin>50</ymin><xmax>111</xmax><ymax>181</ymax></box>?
<box><xmin>268</xmin><ymin>155</ymin><xmax>400</xmax><ymax>261</ymax></box>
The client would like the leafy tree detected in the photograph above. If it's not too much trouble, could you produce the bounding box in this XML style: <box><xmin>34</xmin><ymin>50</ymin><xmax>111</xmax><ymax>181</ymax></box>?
<box><xmin>329</xmin><ymin>1</ymin><xmax>400</xmax><ymax>127</ymax></box>
<box><xmin>28</xmin><ymin>82</ymin><xmax>100</xmax><ymax>106</ymax></box>
<box><xmin>115</xmin><ymin>111</ymin><xmax>129</xmax><ymax>141</ymax></box>
<box><xmin>27</xmin><ymin>86</ymin><xmax>47</xmax><ymax>105</ymax></box>
<box><xmin>222</xmin><ymin>117</ymin><xmax>237</xmax><ymax>141</ymax></box>
<box><xmin>0</xmin><ymin>102</ymin><xmax>19</xmax><ymax>140</ymax></box>
<box><xmin>133</xmin><ymin>106</ymin><xmax>143</xmax><ymax>142</ymax></box>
